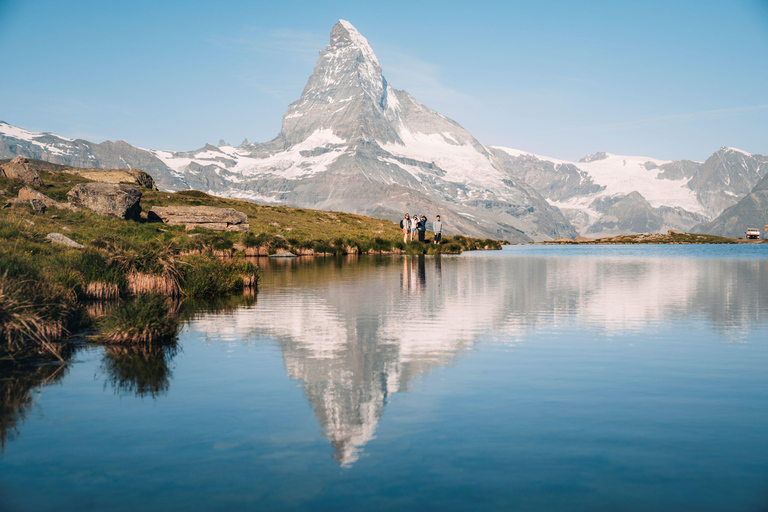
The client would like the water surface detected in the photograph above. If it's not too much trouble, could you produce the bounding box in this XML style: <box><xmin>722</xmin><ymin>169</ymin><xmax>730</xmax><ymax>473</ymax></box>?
<box><xmin>2</xmin><ymin>245</ymin><xmax>768</xmax><ymax>511</ymax></box>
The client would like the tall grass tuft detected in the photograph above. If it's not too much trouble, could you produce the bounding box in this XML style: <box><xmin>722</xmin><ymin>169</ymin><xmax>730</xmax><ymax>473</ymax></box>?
<box><xmin>100</xmin><ymin>294</ymin><xmax>179</xmax><ymax>345</ymax></box>
<box><xmin>182</xmin><ymin>256</ymin><xmax>258</xmax><ymax>299</ymax></box>
<box><xmin>0</xmin><ymin>272</ymin><xmax>81</xmax><ymax>357</ymax></box>
<box><xmin>126</xmin><ymin>272</ymin><xmax>181</xmax><ymax>297</ymax></box>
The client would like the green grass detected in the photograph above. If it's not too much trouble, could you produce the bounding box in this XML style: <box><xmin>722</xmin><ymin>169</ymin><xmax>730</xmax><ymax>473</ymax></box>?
<box><xmin>100</xmin><ymin>294</ymin><xmax>179</xmax><ymax>345</ymax></box>
<box><xmin>0</xmin><ymin>167</ymin><xmax>499</xmax><ymax>351</ymax></box>
<box><xmin>542</xmin><ymin>232</ymin><xmax>739</xmax><ymax>245</ymax></box>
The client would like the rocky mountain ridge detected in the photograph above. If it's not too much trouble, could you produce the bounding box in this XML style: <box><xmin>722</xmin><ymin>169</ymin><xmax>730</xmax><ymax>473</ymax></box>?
<box><xmin>492</xmin><ymin>146</ymin><xmax>768</xmax><ymax>236</ymax></box>
<box><xmin>1</xmin><ymin>20</ymin><xmax>765</xmax><ymax>240</ymax></box>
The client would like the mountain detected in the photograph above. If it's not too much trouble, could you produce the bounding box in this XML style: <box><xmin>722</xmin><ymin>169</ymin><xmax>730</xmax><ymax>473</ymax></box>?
<box><xmin>1</xmin><ymin>20</ymin><xmax>764</xmax><ymax>240</ymax></box>
<box><xmin>491</xmin><ymin>146</ymin><xmax>768</xmax><ymax>236</ymax></box>
<box><xmin>692</xmin><ymin>172</ymin><xmax>768</xmax><ymax>238</ymax></box>
<box><xmin>0</xmin><ymin>122</ymin><xmax>188</xmax><ymax>191</ymax></box>
<box><xmin>0</xmin><ymin>20</ymin><xmax>577</xmax><ymax>242</ymax></box>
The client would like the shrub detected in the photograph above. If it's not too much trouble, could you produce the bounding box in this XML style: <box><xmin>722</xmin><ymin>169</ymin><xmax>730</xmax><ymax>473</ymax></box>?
<box><xmin>182</xmin><ymin>256</ymin><xmax>257</xmax><ymax>299</ymax></box>
<box><xmin>100</xmin><ymin>294</ymin><xmax>178</xmax><ymax>345</ymax></box>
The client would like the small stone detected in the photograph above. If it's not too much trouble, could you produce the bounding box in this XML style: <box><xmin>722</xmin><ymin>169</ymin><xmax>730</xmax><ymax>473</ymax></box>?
<box><xmin>29</xmin><ymin>198</ymin><xmax>46</xmax><ymax>213</ymax></box>
<box><xmin>46</xmin><ymin>232</ymin><xmax>84</xmax><ymax>249</ymax></box>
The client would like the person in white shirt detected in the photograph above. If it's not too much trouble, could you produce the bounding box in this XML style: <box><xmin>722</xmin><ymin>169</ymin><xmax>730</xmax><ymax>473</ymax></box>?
<box><xmin>410</xmin><ymin>214</ymin><xmax>419</xmax><ymax>242</ymax></box>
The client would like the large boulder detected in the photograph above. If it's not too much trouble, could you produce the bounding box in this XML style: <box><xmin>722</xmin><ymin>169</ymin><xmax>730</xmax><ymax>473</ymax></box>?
<box><xmin>0</xmin><ymin>157</ymin><xmax>43</xmax><ymax>186</ymax></box>
<box><xmin>67</xmin><ymin>183</ymin><xmax>142</xmax><ymax>220</ymax></box>
<box><xmin>63</xmin><ymin>168</ymin><xmax>158</xmax><ymax>190</ymax></box>
<box><xmin>149</xmin><ymin>205</ymin><xmax>250</xmax><ymax>232</ymax></box>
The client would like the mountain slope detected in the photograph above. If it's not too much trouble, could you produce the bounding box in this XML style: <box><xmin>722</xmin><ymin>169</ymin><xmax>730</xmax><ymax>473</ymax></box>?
<box><xmin>692</xmin><ymin>173</ymin><xmax>768</xmax><ymax>238</ymax></box>
<box><xmin>491</xmin><ymin>146</ymin><xmax>767</xmax><ymax>236</ymax></box>
<box><xmin>1</xmin><ymin>20</ymin><xmax>576</xmax><ymax>242</ymax></box>
<box><xmin>0</xmin><ymin>122</ymin><xmax>186</xmax><ymax>191</ymax></box>
<box><xmin>148</xmin><ymin>20</ymin><xmax>577</xmax><ymax>242</ymax></box>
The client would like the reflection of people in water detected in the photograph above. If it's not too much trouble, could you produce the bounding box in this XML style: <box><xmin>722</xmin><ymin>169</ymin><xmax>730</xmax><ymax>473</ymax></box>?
<box><xmin>418</xmin><ymin>255</ymin><xmax>426</xmax><ymax>287</ymax></box>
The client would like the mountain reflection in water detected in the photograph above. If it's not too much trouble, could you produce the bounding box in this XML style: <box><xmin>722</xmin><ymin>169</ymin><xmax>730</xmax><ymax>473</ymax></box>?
<box><xmin>184</xmin><ymin>248</ymin><xmax>768</xmax><ymax>466</ymax></box>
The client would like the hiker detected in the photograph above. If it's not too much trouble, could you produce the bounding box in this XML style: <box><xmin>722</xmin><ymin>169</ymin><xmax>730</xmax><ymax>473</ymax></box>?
<box><xmin>418</xmin><ymin>215</ymin><xmax>427</xmax><ymax>243</ymax></box>
<box><xmin>410</xmin><ymin>214</ymin><xmax>419</xmax><ymax>242</ymax></box>
<box><xmin>433</xmin><ymin>215</ymin><xmax>442</xmax><ymax>244</ymax></box>
<box><xmin>401</xmin><ymin>213</ymin><xmax>410</xmax><ymax>244</ymax></box>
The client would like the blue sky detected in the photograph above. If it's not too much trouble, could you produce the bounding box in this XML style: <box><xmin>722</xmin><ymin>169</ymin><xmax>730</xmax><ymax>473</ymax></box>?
<box><xmin>0</xmin><ymin>0</ymin><xmax>766</xmax><ymax>161</ymax></box>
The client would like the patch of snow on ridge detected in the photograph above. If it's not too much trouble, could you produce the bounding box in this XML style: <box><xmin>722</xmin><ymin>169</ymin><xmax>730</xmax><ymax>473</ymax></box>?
<box><xmin>492</xmin><ymin>146</ymin><xmax>572</xmax><ymax>166</ymax></box>
<box><xmin>381</xmin><ymin>126</ymin><xmax>502</xmax><ymax>189</ymax></box>
<box><xmin>150</xmin><ymin>150</ymin><xmax>194</xmax><ymax>176</ymax></box>
<box><xmin>724</xmin><ymin>147</ymin><xmax>752</xmax><ymax>156</ymax></box>
<box><xmin>577</xmin><ymin>153</ymin><xmax>703</xmax><ymax>213</ymax></box>
<box><xmin>494</xmin><ymin>146</ymin><xmax>704</xmax><ymax>214</ymax></box>
<box><xmin>236</xmin><ymin>128</ymin><xmax>347</xmax><ymax>179</ymax></box>
<box><xmin>150</xmin><ymin>129</ymin><xmax>347</xmax><ymax>181</ymax></box>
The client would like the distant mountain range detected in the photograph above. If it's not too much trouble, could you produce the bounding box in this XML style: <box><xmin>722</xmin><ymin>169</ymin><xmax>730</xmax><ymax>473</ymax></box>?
<box><xmin>1</xmin><ymin>20</ymin><xmax>765</xmax><ymax>240</ymax></box>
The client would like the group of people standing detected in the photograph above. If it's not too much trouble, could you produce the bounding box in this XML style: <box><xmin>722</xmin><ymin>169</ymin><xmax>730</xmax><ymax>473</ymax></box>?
<box><xmin>401</xmin><ymin>213</ymin><xmax>443</xmax><ymax>244</ymax></box>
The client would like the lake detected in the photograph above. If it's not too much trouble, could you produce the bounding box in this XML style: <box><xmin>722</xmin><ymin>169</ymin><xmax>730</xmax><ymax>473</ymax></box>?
<box><xmin>2</xmin><ymin>245</ymin><xmax>768</xmax><ymax>511</ymax></box>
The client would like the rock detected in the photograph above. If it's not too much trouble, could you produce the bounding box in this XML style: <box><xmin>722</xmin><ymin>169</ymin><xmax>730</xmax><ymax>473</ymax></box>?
<box><xmin>148</xmin><ymin>206</ymin><xmax>249</xmax><ymax>232</ymax></box>
<box><xmin>67</xmin><ymin>183</ymin><xmax>142</xmax><ymax>219</ymax></box>
<box><xmin>269</xmin><ymin>251</ymin><xmax>297</xmax><ymax>258</ymax></box>
<box><xmin>668</xmin><ymin>229</ymin><xmax>685</xmax><ymax>235</ymax></box>
<box><xmin>46</xmin><ymin>232</ymin><xmax>84</xmax><ymax>249</ymax></box>
<box><xmin>17</xmin><ymin>186</ymin><xmax>76</xmax><ymax>210</ymax></box>
<box><xmin>18</xmin><ymin>187</ymin><xmax>57</xmax><ymax>207</ymax></box>
<box><xmin>0</xmin><ymin>157</ymin><xmax>43</xmax><ymax>186</ymax></box>
<box><xmin>29</xmin><ymin>198</ymin><xmax>46</xmax><ymax>213</ymax></box>
<box><xmin>63</xmin><ymin>168</ymin><xmax>158</xmax><ymax>190</ymax></box>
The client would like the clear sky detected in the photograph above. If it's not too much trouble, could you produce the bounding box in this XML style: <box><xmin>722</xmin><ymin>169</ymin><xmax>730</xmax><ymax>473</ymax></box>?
<box><xmin>0</xmin><ymin>0</ymin><xmax>766</xmax><ymax>161</ymax></box>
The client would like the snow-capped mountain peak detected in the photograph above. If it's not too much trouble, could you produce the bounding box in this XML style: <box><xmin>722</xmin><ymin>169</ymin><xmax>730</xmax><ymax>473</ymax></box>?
<box><xmin>333</xmin><ymin>20</ymin><xmax>380</xmax><ymax>68</ymax></box>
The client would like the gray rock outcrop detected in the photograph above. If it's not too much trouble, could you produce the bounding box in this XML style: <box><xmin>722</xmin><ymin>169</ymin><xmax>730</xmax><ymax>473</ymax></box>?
<box><xmin>148</xmin><ymin>205</ymin><xmax>249</xmax><ymax>232</ymax></box>
<box><xmin>692</xmin><ymin>173</ymin><xmax>768</xmax><ymax>238</ymax></box>
<box><xmin>17</xmin><ymin>186</ymin><xmax>77</xmax><ymax>211</ymax></box>
<box><xmin>28</xmin><ymin>198</ymin><xmax>46</xmax><ymax>213</ymax></box>
<box><xmin>46</xmin><ymin>232</ymin><xmax>84</xmax><ymax>248</ymax></box>
<box><xmin>0</xmin><ymin>156</ymin><xmax>43</xmax><ymax>186</ymax></box>
<box><xmin>63</xmin><ymin>168</ymin><xmax>157</xmax><ymax>190</ymax></box>
<box><xmin>67</xmin><ymin>183</ymin><xmax>142</xmax><ymax>220</ymax></box>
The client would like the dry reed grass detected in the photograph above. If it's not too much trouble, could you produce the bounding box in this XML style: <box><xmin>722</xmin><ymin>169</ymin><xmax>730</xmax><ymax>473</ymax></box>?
<box><xmin>126</xmin><ymin>272</ymin><xmax>181</xmax><ymax>297</ymax></box>
<box><xmin>0</xmin><ymin>273</ymin><xmax>71</xmax><ymax>359</ymax></box>
<box><xmin>84</xmin><ymin>281</ymin><xmax>120</xmax><ymax>300</ymax></box>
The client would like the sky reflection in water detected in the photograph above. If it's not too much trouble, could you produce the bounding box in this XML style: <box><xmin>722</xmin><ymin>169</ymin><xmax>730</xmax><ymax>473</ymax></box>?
<box><xmin>1</xmin><ymin>245</ymin><xmax>767</xmax><ymax>512</ymax></box>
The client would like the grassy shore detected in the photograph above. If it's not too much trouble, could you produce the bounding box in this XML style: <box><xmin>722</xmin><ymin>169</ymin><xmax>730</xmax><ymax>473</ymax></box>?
<box><xmin>0</xmin><ymin>167</ymin><xmax>501</xmax><ymax>354</ymax></box>
<box><xmin>539</xmin><ymin>232</ymin><xmax>748</xmax><ymax>245</ymax></box>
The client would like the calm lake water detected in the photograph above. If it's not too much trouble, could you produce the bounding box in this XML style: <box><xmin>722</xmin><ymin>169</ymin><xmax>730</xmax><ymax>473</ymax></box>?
<box><xmin>2</xmin><ymin>245</ymin><xmax>768</xmax><ymax>511</ymax></box>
